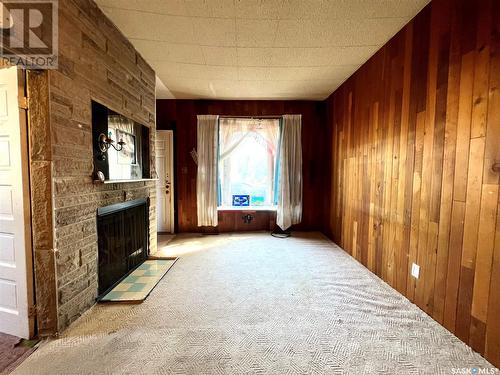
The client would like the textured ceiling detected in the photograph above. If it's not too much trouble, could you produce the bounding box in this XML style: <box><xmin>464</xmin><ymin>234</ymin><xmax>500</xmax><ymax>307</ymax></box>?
<box><xmin>95</xmin><ymin>0</ymin><xmax>430</xmax><ymax>100</ymax></box>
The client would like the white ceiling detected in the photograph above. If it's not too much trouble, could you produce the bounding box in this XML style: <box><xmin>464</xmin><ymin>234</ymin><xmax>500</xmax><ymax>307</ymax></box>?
<box><xmin>95</xmin><ymin>0</ymin><xmax>430</xmax><ymax>100</ymax></box>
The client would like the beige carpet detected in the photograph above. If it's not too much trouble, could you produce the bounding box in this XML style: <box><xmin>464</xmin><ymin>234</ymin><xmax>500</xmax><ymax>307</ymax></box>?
<box><xmin>12</xmin><ymin>232</ymin><xmax>493</xmax><ymax>374</ymax></box>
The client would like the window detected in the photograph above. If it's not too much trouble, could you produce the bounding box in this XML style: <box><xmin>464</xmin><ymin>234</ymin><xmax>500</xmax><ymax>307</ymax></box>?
<box><xmin>218</xmin><ymin>117</ymin><xmax>280</xmax><ymax>208</ymax></box>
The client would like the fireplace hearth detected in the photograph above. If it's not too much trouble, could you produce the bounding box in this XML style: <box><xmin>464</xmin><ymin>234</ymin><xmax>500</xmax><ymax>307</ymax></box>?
<box><xmin>97</xmin><ymin>198</ymin><xmax>149</xmax><ymax>297</ymax></box>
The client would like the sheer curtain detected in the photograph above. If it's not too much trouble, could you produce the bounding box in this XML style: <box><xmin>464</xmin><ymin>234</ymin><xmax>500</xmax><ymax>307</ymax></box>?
<box><xmin>197</xmin><ymin>115</ymin><xmax>219</xmax><ymax>226</ymax></box>
<box><xmin>218</xmin><ymin>118</ymin><xmax>279</xmax><ymax>207</ymax></box>
<box><xmin>219</xmin><ymin>118</ymin><xmax>252</xmax><ymax>161</ymax></box>
<box><xmin>276</xmin><ymin>114</ymin><xmax>303</xmax><ymax>230</ymax></box>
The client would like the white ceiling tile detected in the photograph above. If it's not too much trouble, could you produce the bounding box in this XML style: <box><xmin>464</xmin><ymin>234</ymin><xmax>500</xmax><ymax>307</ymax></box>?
<box><xmin>237</xmin><ymin>48</ymin><xmax>274</xmax><ymax>67</ymax></box>
<box><xmin>236</xmin><ymin>19</ymin><xmax>279</xmax><ymax>47</ymax></box>
<box><xmin>210</xmin><ymin>82</ymin><xmax>243</xmax><ymax>98</ymax></box>
<box><xmin>235</xmin><ymin>0</ymin><xmax>284</xmax><ymax>19</ymax></box>
<box><xmin>274</xmin><ymin>19</ymin><xmax>340</xmax><ymax>47</ymax></box>
<box><xmin>166</xmin><ymin>78</ymin><xmax>213</xmax><ymax>97</ymax></box>
<box><xmin>318</xmin><ymin>46</ymin><xmax>381</xmax><ymax>66</ymax></box>
<box><xmin>307</xmin><ymin>65</ymin><xmax>360</xmax><ymax>81</ymax></box>
<box><xmin>156</xmin><ymin>76</ymin><xmax>175</xmax><ymax>99</ymax></box>
<box><xmin>232</xmin><ymin>80</ymin><xmax>336</xmax><ymax>100</ymax></box>
<box><xmin>202</xmin><ymin>46</ymin><xmax>238</xmax><ymax>66</ymax></box>
<box><xmin>131</xmin><ymin>40</ymin><xmax>205</xmax><ymax>64</ymax></box>
<box><xmin>238</xmin><ymin>66</ymin><xmax>323</xmax><ymax>81</ymax></box>
<box><xmin>157</xmin><ymin>63</ymin><xmax>238</xmax><ymax>81</ymax></box>
<box><xmin>329</xmin><ymin>18</ymin><xmax>411</xmax><ymax>46</ymax></box>
<box><xmin>237</xmin><ymin>45</ymin><xmax>379</xmax><ymax>67</ymax></box>
<box><xmin>99</xmin><ymin>7</ymin><xmax>196</xmax><ymax>43</ymax></box>
<box><xmin>95</xmin><ymin>0</ymin><xmax>431</xmax><ymax>99</ymax></box>
<box><xmin>192</xmin><ymin>18</ymin><xmax>236</xmax><ymax>46</ymax></box>
<box><xmin>321</xmin><ymin>0</ymin><xmax>429</xmax><ymax>19</ymax></box>
<box><xmin>275</xmin><ymin>18</ymin><xmax>410</xmax><ymax>47</ymax></box>
<box><xmin>279</xmin><ymin>0</ymin><xmax>330</xmax><ymax>20</ymax></box>
<box><xmin>96</xmin><ymin>0</ymin><xmax>188</xmax><ymax>16</ymax></box>
<box><xmin>279</xmin><ymin>0</ymin><xmax>429</xmax><ymax>20</ymax></box>
<box><xmin>184</xmin><ymin>0</ymin><xmax>236</xmax><ymax>18</ymax></box>
<box><xmin>237</xmin><ymin>67</ymin><xmax>271</xmax><ymax>80</ymax></box>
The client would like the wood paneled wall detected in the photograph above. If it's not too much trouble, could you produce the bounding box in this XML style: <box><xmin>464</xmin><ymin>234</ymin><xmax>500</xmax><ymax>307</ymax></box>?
<box><xmin>326</xmin><ymin>0</ymin><xmax>500</xmax><ymax>366</ymax></box>
<box><xmin>156</xmin><ymin>100</ymin><xmax>328</xmax><ymax>233</ymax></box>
<box><xmin>217</xmin><ymin>210</ymin><xmax>276</xmax><ymax>233</ymax></box>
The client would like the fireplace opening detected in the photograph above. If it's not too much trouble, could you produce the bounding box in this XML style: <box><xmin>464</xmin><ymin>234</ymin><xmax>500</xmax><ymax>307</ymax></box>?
<box><xmin>97</xmin><ymin>198</ymin><xmax>149</xmax><ymax>297</ymax></box>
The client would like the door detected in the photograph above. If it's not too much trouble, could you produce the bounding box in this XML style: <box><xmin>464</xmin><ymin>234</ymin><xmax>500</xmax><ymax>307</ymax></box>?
<box><xmin>156</xmin><ymin>130</ymin><xmax>174</xmax><ymax>233</ymax></box>
<box><xmin>0</xmin><ymin>67</ymin><xmax>34</xmax><ymax>339</ymax></box>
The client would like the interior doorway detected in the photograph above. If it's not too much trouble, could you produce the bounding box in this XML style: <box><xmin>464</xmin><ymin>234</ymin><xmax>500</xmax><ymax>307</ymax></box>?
<box><xmin>0</xmin><ymin>66</ymin><xmax>35</xmax><ymax>339</ymax></box>
<box><xmin>155</xmin><ymin>130</ymin><xmax>175</xmax><ymax>234</ymax></box>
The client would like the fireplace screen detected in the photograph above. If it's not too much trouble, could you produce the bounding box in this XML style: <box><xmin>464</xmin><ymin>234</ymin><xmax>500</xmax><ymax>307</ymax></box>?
<box><xmin>97</xmin><ymin>198</ymin><xmax>149</xmax><ymax>296</ymax></box>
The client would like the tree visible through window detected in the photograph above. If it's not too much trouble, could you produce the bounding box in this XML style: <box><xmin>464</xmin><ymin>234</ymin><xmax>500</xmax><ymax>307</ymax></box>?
<box><xmin>218</xmin><ymin>117</ymin><xmax>280</xmax><ymax>207</ymax></box>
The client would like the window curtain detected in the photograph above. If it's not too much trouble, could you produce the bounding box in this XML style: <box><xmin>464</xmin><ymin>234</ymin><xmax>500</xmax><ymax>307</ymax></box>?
<box><xmin>219</xmin><ymin>118</ymin><xmax>279</xmax><ymax>160</ymax></box>
<box><xmin>219</xmin><ymin>118</ymin><xmax>252</xmax><ymax>161</ymax></box>
<box><xmin>196</xmin><ymin>115</ymin><xmax>219</xmax><ymax>226</ymax></box>
<box><xmin>276</xmin><ymin>114</ymin><xmax>302</xmax><ymax>230</ymax></box>
<box><xmin>218</xmin><ymin>118</ymin><xmax>280</xmax><ymax>207</ymax></box>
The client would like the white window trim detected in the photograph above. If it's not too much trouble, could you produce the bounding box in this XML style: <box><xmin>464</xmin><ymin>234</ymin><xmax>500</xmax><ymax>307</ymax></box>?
<box><xmin>217</xmin><ymin>206</ymin><xmax>277</xmax><ymax>212</ymax></box>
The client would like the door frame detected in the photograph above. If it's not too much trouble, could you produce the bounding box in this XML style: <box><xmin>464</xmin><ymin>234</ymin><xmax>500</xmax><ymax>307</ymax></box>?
<box><xmin>18</xmin><ymin>69</ymin><xmax>36</xmax><ymax>338</ymax></box>
<box><xmin>156</xmin><ymin>129</ymin><xmax>175</xmax><ymax>234</ymax></box>
<box><xmin>0</xmin><ymin>66</ymin><xmax>36</xmax><ymax>339</ymax></box>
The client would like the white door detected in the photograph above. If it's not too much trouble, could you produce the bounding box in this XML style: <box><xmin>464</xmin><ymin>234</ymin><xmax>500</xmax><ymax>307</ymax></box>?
<box><xmin>156</xmin><ymin>130</ymin><xmax>174</xmax><ymax>233</ymax></box>
<box><xmin>0</xmin><ymin>67</ymin><xmax>33</xmax><ymax>339</ymax></box>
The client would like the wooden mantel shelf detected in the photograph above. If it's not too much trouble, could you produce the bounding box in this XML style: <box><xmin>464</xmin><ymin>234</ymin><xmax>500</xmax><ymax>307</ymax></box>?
<box><xmin>94</xmin><ymin>178</ymin><xmax>159</xmax><ymax>184</ymax></box>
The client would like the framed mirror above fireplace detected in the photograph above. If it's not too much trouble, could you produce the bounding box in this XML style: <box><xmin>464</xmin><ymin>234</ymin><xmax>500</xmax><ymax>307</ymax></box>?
<box><xmin>92</xmin><ymin>101</ymin><xmax>151</xmax><ymax>182</ymax></box>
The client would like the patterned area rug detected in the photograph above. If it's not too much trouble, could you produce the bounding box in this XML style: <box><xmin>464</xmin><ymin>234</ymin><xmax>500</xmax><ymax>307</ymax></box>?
<box><xmin>11</xmin><ymin>233</ymin><xmax>495</xmax><ymax>374</ymax></box>
<box><xmin>100</xmin><ymin>259</ymin><xmax>177</xmax><ymax>302</ymax></box>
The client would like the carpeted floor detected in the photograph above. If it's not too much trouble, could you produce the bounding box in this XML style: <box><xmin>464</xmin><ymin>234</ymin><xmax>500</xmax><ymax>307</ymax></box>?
<box><xmin>12</xmin><ymin>232</ymin><xmax>494</xmax><ymax>374</ymax></box>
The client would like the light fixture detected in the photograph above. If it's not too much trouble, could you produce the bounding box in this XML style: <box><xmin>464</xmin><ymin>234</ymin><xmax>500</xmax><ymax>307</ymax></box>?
<box><xmin>97</xmin><ymin>132</ymin><xmax>125</xmax><ymax>160</ymax></box>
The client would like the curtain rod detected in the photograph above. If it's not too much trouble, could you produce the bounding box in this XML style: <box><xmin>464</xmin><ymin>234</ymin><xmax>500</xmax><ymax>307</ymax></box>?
<box><xmin>218</xmin><ymin>115</ymin><xmax>282</xmax><ymax>119</ymax></box>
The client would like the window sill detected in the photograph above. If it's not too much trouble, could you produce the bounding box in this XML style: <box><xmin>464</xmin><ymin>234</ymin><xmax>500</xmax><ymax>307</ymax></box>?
<box><xmin>217</xmin><ymin>206</ymin><xmax>277</xmax><ymax>212</ymax></box>
<box><xmin>94</xmin><ymin>178</ymin><xmax>158</xmax><ymax>184</ymax></box>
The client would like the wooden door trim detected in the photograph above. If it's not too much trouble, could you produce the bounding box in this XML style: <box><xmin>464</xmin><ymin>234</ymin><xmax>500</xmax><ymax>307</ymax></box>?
<box><xmin>156</xmin><ymin>130</ymin><xmax>175</xmax><ymax>233</ymax></box>
<box><xmin>17</xmin><ymin>69</ymin><xmax>36</xmax><ymax>338</ymax></box>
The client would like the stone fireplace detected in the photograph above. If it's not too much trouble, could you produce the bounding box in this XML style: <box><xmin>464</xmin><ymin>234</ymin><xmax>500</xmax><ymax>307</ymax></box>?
<box><xmin>26</xmin><ymin>0</ymin><xmax>157</xmax><ymax>334</ymax></box>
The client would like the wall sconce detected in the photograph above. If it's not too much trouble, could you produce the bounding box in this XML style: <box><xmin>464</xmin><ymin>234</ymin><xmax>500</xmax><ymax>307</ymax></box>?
<box><xmin>97</xmin><ymin>132</ymin><xmax>125</xmax><ymax>160</ymax></box>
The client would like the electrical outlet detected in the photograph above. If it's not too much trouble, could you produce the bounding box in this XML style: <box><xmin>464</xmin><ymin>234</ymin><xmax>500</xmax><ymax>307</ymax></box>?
<box><xmin>411</xmin><ymin>263</ymin><xmax>420</xmax><ymax>279</ymax></box>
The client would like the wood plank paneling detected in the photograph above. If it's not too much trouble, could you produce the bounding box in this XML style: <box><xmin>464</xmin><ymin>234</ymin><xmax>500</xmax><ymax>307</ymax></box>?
<box><xmin>325</xmin><ymin>0</ymin><xmax>500</xmax><ymax>367</ymax></box>
<box><xmin>155</xmin><ymin>0</ymin><xmax>498</xmax><ymax>366</ymax></box>
<box><xmin>217</xmin><ymin>210</ymin><xmax>276</xmax><ymax>233</ymax></box>
<box><xmin>156</xmin><ymin>100</ymin><xmax>328</xmax><ymax>233</ymax></box>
